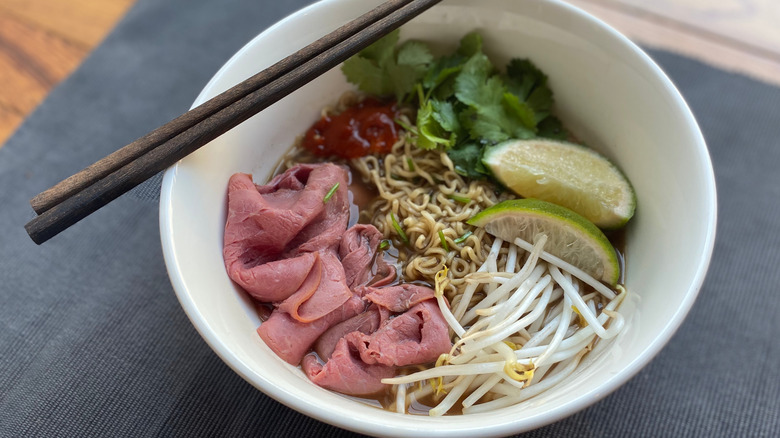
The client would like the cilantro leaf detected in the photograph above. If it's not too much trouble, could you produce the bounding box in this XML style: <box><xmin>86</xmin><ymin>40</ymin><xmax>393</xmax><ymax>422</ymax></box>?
<box><xmin>460</xmin><ymin>110</ymin><xmax>509</xmax><ymax>143</ymax></box>
<box><xmin>457</xmin><ymin>32</ymin><xmax>483</xmax><ymax>57</ymax></box>
<box><xmin>447</xmin><ymin>141</ymin><xmax>488</xmax><ymax>179</ymax></box>
<box><xmin>527</xmin><ymin>85</ymin><xmax>553</xmax><ymax>122</ymax></box>
<box><xmin>416</xmin><ymin>99</ymin><xmax>459</xmax><ymax>149</ymax></box>
<box><xmin>417</xmin><ymin>101</ymin><xmax>449</xmax><ymax>149</ymax></box>
<box><xmin>455</xmin><ymin>55</ymin><xmax>536</xmax><ymax>143</ymax></box>
<box><xmin>453</xmin><ymin>53</ymin><xmax>495</xmax><ymax>107</ymax></box>
<box><xmin>537</xmin><ymin>116</ymin><xmax>569</xmax><ymax>140</ymax></box>
<box><xmin>341</xmin><ymin>56</ymin><xmax>393</xmax><ymax>96</ymax></box>
<box><xmin>361</xmin><ymin>29</ymin><xmax>399</xmax><ymax>64</ymax></box>
<box><xmin>387</xmin><ymin>63</ymin><xmax>423</xmax><ymax>100</ymax></box>
<box><xmin>502</xmin><ymin>92</ymin><xmax>536</xmax><ymax>130</ymax></box>
<box><xmin>397</xmin><ymin>41</ymin><xmax>433</xmax><ymax>68</ymax></box>
<box><xmin>422</xmin><ymin>53</ymin><xmax>467</xmax><ymax>95</ymax></box>
<box><xmin>506</xmin><ymin>59</ymin><xmax>547</xmax><ymax>98</ymax></box>
<box><xmin>505</xmin><ymin>58</ymin><xmax>554</xmax><ymax>121</ymax></box>
<box><xmin>341</xmin><ymin>30</ymin><xmax>432</xmax><ymax>100</ymax></box>
<box><xmin>430</xmin><ymin>99</ymin><xmax>459</xmax><ymax>133</ymax></box>
<box><xmin>390</xmin><ymin>41</ymin><xmax>434</xmax><ymax>100</ymax></box>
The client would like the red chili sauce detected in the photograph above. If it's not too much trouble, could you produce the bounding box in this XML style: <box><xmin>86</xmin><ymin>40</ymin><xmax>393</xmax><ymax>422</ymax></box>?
<box><xmin>301</xmin><ymin>98</ymin><xmax>401</xmax><ymax>159</ymax></box>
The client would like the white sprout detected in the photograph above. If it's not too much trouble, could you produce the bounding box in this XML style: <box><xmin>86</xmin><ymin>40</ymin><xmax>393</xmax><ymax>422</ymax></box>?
<box><xmin>512</xmin><ymin>236</ymin><xmax>616</xmax><ymax>299</ymax></box>
<box><xmin>382</xmin><ymin>235</ymin><xmax>628</xmax><ymax>415</ymax></box>
<box><xmin>395</xmin><ymin>383</ymin><xmax>407</xmax><ymax>414</ymax></box>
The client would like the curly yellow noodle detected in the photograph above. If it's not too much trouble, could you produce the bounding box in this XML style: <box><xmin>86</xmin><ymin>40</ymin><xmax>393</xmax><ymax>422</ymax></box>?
<box><xmin>350</xmin><ymin>127</ymin><xmax>514</xmax><ymax>301</ymax></box>
<box><xmin>281</xmin><ymin>93</ymin><xmax>514</xmax><ymax>304</ymax></box>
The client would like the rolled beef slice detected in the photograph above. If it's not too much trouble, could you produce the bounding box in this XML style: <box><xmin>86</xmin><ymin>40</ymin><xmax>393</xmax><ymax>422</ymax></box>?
<box><xmin>348</xmin><ymin>300</ymin><xmax>451</xmax><ymax>367</ymax></box>
<box><xmin>277</xmin><ymin>251</ymin><xmax>353</xmax><ymax>323</ymax></box>
<box><xmin>314</xmin><ymin>304</ymin><xmax>390</xmax><ymax>360</ymax></box>
<box><xmin>303</xmin><ymin>287</ymin><xmax>451</xmax><ymax>396</ymax></box>
<box><xmin>258</xmin><ymin>294</ymin><xmax>365</xmax><ymax>365</ymax></box>
<box><xmin>302</xmin><ymin>337</ymin><xmax>395</xmax><ymax>396</ymax></box>
<box><xmin>223</xmin><ymin>164</ymin><xmax>349</xmax><ymax>301</ymax></box>
<box><xmin>339</xmin><ymin>224</ymin><xmax>383</xmax><ymax>289</ymax></box>
<box><xmin>361</xmin><ymin>283</ymin><xmax>437</xmax><ymax>312</ymax></box>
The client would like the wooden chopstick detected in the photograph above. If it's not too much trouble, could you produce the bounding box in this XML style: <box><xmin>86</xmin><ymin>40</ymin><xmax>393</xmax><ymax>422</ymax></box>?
<box><xmin>29</xmin><ymin>0</ymin><xmax>414</xmax><ymax>216</ymax></box>
<box><xmin>25</xmin><ymin>0</ymin><xmax>442</xmax><ymax>245</ymax></box>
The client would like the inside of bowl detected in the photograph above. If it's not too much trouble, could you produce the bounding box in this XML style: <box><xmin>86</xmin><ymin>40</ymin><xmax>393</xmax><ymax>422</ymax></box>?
<box><xmin>160</xmin><ymin>0</ymin><xmax>715</xmax><ymax>435</ymax></box>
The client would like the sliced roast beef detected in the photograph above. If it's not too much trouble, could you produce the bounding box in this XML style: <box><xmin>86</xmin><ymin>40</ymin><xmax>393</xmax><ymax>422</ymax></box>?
<box><xmin>223</xmin><ymin>164</ymin><xmax>349</xmax><ymax>301</ymax></box>
<box><xmin>314</xmin><ymin>304</ymin><xmax>389</xmax><ymax>360</ymax></box>
<box><xmin>223</xmin><ymin>163</ymin><xmax>453</xmax><ymax>393</ymax></box>
<box><xmin>347</xmin><ymin>300</ymin><xmax>451</xmax><ymax>367</ymax></box>
<box><xmin>257</xmin><ymin>294</ymin><xmax>365</xmax><ymax>365</ymax></box>
<box><xmin>361</xmin><ymin>283</ymin><xmax>437</xmax><ymax>312</ymax></box>
<box><xmin>277</xmin><ymin>251</ymin><xmax>352</xmax><ymax>323</ymax></box>
<box><xmin>229</xmin><ymin>252</ymin><xmax>317</xmax><ymax>302</ymax></box>
<box><xmin>302</xmin><ymin>338</ymin><xmax>395</xmax><ymax>396</ymax></box>
<box><xmin>339</xmin><ymin>224</ymin><xmax>382</xmax><ymax>289</ymax></box>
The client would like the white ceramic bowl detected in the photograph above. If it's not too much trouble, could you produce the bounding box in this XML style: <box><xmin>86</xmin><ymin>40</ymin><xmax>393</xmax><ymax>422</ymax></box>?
<box><xmin>160</xmin><ymin>0</ymin><xmax>717</xmax><ymax>436</ymax></box>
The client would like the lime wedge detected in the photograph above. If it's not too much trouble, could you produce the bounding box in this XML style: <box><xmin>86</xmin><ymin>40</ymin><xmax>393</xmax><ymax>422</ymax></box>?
<box><xmin>482</xmin><ymin>139</ymin><xmax>636</xmax><ymax>229</ymax></box>
<box><xmin>468</xmin><ymin>199</ymin><xmax>620</xmax><ymax>285</ymax></box>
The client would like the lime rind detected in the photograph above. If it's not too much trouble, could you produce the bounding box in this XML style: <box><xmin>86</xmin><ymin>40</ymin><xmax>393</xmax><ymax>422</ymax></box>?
<box><xmin>468</xmin><ymin>199</ymin><xmax>620</xmax><ymax>285</ymax></box>
<box><xmin>482</xmin><ymin>139</ymin><xmax>636</xmax><ymax>230</ymax></box>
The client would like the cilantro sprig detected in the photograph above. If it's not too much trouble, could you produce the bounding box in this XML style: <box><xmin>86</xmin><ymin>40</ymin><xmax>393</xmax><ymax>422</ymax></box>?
<box><xmin>341</xmin><ymin>30</ymin><xmax>569</xmax><ymax>180</ymax></box>
<box><xmin>342</xmin><ymin>30</ymin><xmax>433</xmax><ymax>101</ymax></box>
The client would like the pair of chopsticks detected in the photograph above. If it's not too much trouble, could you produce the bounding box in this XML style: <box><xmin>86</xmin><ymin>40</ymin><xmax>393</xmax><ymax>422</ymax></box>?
<box><xmin>25</xmin><ymin>0</ymin><xmax>442</xmax><ymax>245</ymax></box>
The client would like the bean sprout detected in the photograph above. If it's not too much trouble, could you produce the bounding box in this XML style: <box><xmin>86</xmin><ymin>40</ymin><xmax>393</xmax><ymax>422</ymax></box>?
<box><xmin>381</xmin><ymin>236</ymin><xmax>627</xmax><ymax>415</ymax></box>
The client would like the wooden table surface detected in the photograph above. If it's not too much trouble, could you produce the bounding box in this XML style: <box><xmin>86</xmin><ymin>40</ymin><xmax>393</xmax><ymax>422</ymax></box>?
<box><xmin>1</xmin><ymin>0</ymin><xmax>778</xmax><ymax>147</ymax></box>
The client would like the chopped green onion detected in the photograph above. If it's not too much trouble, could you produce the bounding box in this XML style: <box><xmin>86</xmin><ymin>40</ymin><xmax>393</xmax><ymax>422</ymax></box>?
<box><xmin>448</xmin><ymin>193</ymin><xmax>471</xmax><ymax>204</ymax></box>
<box><xmin>453</xmin><ymin>230</ymin><xmax>473</xmax><ymax>244</ymax></box>
<box><xmin>323</xmin><ymin>183</ymin><xmax>340</xmax><ymax>203</ymax></box>
<box><xmin>390</xmin><ymin>173</ymin><xmax>405</xmax><ymax>181</ymax></box>
<box><xmin>406</xmin><ymin>157</ymin><xmax>415</xmax><ymax>171</ymax></box>
<box><xmin>391</xmin><ymin>213</ymin><xmax>409</xmax><ymax>245</ymax></box>
<box><xmin>379</xmin><ymin>239</ymin><xmax>390</xmax><ymax>250</ymax></box>
<box><xmin>438</xmin><ymin>230</ymin><xmax>450</xmax><ymax>252</ymax></box>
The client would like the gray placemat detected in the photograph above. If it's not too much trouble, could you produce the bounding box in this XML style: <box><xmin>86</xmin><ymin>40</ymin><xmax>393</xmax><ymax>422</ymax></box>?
<box><xmin>1</xmin><ymin>0</ymin><xmax>778</xmax><ymax>437</ymax></box>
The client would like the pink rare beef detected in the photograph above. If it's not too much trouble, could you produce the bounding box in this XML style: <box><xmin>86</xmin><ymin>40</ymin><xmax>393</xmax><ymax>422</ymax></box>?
<box><xmin>258</xmin><ymin>295</ymin><xmax>365</xmax><ymax>365</ymax></box>
<box><xmin>302</xmin><ymin>337</ymin><xmax>395</xmax><ymax>396</ymax></box>
<box><xmin>301</xmin><ymin>286</ymin><xmax>451</xmax><ymax>396</ymax></box>
<box><xmin>223</xmin><ymin>163</ymin><xmax>349</xmax><ymax>302</ymax></box>
<box><xmin>314</xmin><ymin>304</ymin><xmax>390</xmax><ymax>360</ymax></box>
<box><xmin>347</xmin><ymin>300</ymin><xmax>451</xmax><ymax>367</ymax></box>
<box><xmin>340</xmin><ymin>224</ymin><xmax>388</xmax><ymax>289</ymax></box>
<box><xmin>222</xmin><ymin>163</ymin><xmax>453</xmax><ymax>394</ymax></box>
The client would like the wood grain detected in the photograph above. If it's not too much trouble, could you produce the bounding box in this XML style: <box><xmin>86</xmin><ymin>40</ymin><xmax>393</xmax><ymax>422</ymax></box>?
<box><xmin>0</xmin><ymin>0</ymin><xmax>134</xmax><ymax>147</ymax></box>
<box><xmin>568</xmin><ymin>0</ymin><xmax>780</xmax><ymax>86</ymax></box>
<box><xmin>0</xmin><ymin>0</ymin><xmax>134</xmax><ymax>48</ymax></box>
<box><xmin>609</xmin><ymin>0</ymin><xmax>780</xmax><ymax>58</ymax></box>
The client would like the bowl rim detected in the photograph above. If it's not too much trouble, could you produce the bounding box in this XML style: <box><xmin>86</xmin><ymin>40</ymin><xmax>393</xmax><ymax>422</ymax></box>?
<box><xmin>159</xmin><ymin>0</ymin><xmax>718</xmax><ymax>436</ymax></box>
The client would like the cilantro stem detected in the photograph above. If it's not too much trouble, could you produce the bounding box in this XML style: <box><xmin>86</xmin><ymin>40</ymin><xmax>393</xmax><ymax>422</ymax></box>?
<box><xmin>438</xmin><ymin>230</ymin><xmax>450</xmax><ymax>252</ymax></box>
<box><xmin>406</xmin><ymin>158</ymin><xmax>415</xmax><ymax>171</ymax></box>
<box><xmin>416</xmin><ymin>83</ymin><xmax>426</xmax><ymax>106</ymax></box>
<box><xmin>453</xmin><ymin>230</ymin><xmax>473</xmax><ymax>244</ymax></box>
<box><xmin>395</xmin><ymin>117</ymin><xmax>417</xmax><ymax>134</ymax></box>
<box><xmin>448</xmin><ymin>193</ymin><xmax>471</xmax><ymax>204</ymax></box>
<box><xmin>323</xmin><ymin>183</ymin><xmax>339</xmax><ymax>203</ymax></box>
<box><xmin>391</xmin><ymin>213</ymin><xmax>409</xmax><ymax>245</ymax></box>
